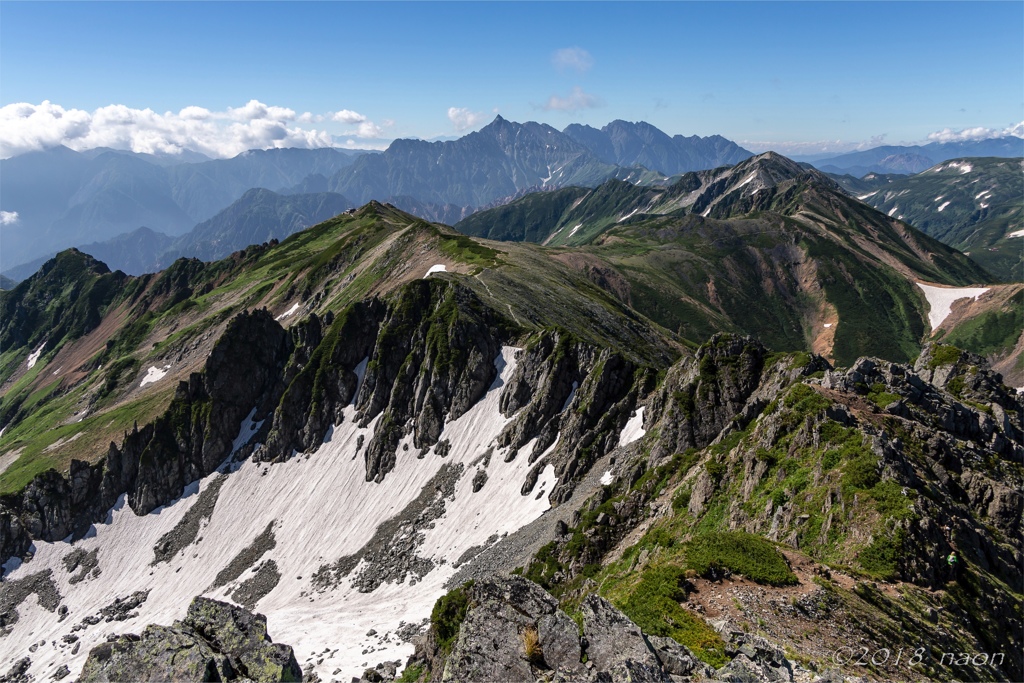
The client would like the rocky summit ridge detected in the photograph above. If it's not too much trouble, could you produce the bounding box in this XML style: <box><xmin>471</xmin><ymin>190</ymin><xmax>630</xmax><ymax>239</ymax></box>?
<box><xmin>0</xmin><ymin>170</ymin><xmax>1020</xmax><ymax>682</ymax></box>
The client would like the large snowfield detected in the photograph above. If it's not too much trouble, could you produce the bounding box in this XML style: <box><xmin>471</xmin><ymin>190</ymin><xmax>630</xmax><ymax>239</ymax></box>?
<box><xmin>1</xmin><ymin>347</ymin><xmax>561</xmax><ymax>680</ymax></box>
<box><xmin>916</xmin><ymin>282</ymin><xmax>990</xmax><ymax>330</ymax></box>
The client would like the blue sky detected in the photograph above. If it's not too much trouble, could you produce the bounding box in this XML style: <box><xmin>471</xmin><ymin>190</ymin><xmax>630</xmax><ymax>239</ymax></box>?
<box><xmin>2</xmin><ymin>1</ymin><xmax>1022</xmax><ymax>157</ymax></box>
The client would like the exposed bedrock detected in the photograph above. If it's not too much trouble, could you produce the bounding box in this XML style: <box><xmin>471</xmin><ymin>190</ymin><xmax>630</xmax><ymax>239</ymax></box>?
<box><xmin>0</xmin><ymin>309</ymin><xmax>292</xmax><ymax>565</ymax></box>
<box><xmin>77</xmin><ymin>597</ymin><xmax>302</xmax><ymax>683</ymax></box>
<box><xmin>0</xmin><ymin>279</ymin><xmax>658</xmax><ymax>567</ymax></box>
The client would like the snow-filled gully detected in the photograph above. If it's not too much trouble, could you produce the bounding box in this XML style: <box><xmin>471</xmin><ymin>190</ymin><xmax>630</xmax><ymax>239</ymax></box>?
<box><xmin>1</xmin><ymin>347</ymin><xmax>562</xmax><ymax>680</ymax></box>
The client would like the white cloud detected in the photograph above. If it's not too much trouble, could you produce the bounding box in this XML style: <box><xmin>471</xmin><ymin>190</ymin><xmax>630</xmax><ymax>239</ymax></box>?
<box><xmin>332</xmin><ymin>109</ymin><xmax>367</xmax><ymax>124</ymax></box>
<box><xmin>552</xmin><ymin>47</ymin><xmax>593</xmax><ymax>74</ymax></box>
<box><xmin>447</xmin><ymin>107</ymin><xmax>486</xmax><ymax>133</ymax></box>
<box><xmin>927</xmin><ymin>121</ymin><xmax>1024</xmax><ymax>143</ymax></box>
<box><xmin>540</xmin><ymin>86</ymin><xmax>603</xmax><ymax>113</ymax></box>
<box><xmin>178</xmin><ymin>106</ymin><xmax>212</xmax><ymax>121</ymax></box>
<box><xmin>0</xmin><ymin>211</ymin><xmax>19</xmax><ymax>225</ymax></box>
<box><xmin>356</xmin><ymin>121</ymin><xmax>386</xmax><ymax>138</ymax></box>
<box><xmin>0</xmin><ymin>100</ymin><xmax>391</xmax><ymax>159</ymax></box>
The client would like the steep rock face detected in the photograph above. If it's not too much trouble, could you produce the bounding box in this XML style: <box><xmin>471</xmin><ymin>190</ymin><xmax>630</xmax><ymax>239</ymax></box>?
<box><xmin>129</xmin><ymin>309</ymin><xmax>292</xmax><ymax>513</ymax></box>
<box><xmin>0</xmin><ymin>309</ymin><xmax>292</xmax><ymax>564</ymax></box>
<box><xmin>492</xmin><ymin>331</ymin><xmax>650</xmax><ymax>503</ymax></box>
<box><xmin>648</xmin><ymin>335</ymin><xmax>829</xmax><ymax>460</ymax></box>
<box><xmin>261</xmin><ymin>301</ymin><xmax>385</xmax><ymax>463</ymax></box>
<box><xmin>356</xmin><ymin>282</ymin><xmax>509</xmax><ymax>482</ymax></box>
<box><xmin>78</xmin><ymin>597</ymin><xmax>301</xmax><ymax>682</ymax></box>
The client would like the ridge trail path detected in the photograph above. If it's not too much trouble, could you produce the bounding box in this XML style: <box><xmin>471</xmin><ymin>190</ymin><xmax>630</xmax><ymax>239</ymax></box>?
<box><xmin>474</xmin><ymin>271</ymin><xmax>521</xmax><ymax>326</ymax></box>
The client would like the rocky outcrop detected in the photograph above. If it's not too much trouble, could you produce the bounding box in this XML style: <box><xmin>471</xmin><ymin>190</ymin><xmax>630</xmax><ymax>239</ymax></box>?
<box><xmin>260</xmin><ymin>302</ymin><xmax>384</xmax><ymax>465</ymax></box>
<box><xmin>406</xmin><ymin>576</ymin><xmax>758</xmax><ymax>682</ymax></box>
<box><xmin>78</xmin><ymin>597</ymin><xmax>301</xmax><ymax>682</ymax></box>
<box><xmin>0</xmin><ymin>308</ymin><xmax>292</xmax><ymax>565</ymax></box>
<box><xmin>647</xmin><ymin>335</ymin><xmax>830</xmax><ymax>460</ymax></box>
<box><xmin>494</xmin><ymin>330</ymin><xmax>651</xmax><ymax>503</ymax></box>
<box><xmin>355</xmin><ymin>281</ymin><xmax>509</xmax><ymax>482</ymax></box>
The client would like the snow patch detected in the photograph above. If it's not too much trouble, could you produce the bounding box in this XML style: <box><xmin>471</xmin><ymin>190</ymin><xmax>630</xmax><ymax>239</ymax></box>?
<box><xmin>823</xmin><ymin>323</ymin><xmax>833</xmax><ymax>328</ymax></box>
<box><xmin>916</xmin><ymin>283</ymin><xmax>990</xmax><ymax>330</ymax></box>
<box><xmin>275</xmin><ymin>303</ymin><xmax>300</xmax><ymax>321</ymax></box>
<box><xmin>888</xmin><ymin>206</ymin><xmax>898</xmax><ymax>217</ymax></box>
<box><xmin>1007</xmin><ymin>229</ymin><xmax>1024</xmax><ymax>239</ymax></box>
<box><xmin>568</xmin><ymin>223</ymin><xmax>582</xmax><ymax>238</ymax></box>
<box><xmin>1</xmin><ymin>346</ymin><xmax>561</xmax><ymax>682</ymax></box>
<box><xmin>856</xmin><ymin>191</ymin><xmax>878</xmax><ymax>200</ymax></box>
<box><xmin>26</xmin><ymin>343</ymin><xmax>45</xmax><ymax>369</ymax></box>
<box><xmin>140</xmin><ymin>364</ymin><xmax>171</xmax><ymax>387</ymax></box>
<box><xmin>617</xmin><ymin>208</ymin><xmax>639</xmax><ymax>223</ymax></box>
<box><xmin>735</xmin><ymin>172</ymin><xmax>757</xmax><ymax>189</ymax></box>
<box><xmin>600</xmin><ymin>471</ymin><xmax>614</xmax><ymax>486</ymax></box>
<box><xmin>618</xmin><ymin>407</ymin><xmax>645</xmax><ymax>448</ymax></box>
<box><xmin>937</xmin><ymin>201</ymin><xmax>951</xmax><ymax>212</ymax></box>
<box><xmin>230</xmin><ymin>408</ymin><xmax>263</xmax><ymax>455</ymax></box>
<box><xmin>560</xmin><ymin>382</ymin><xmax>578</xmax><ymax>413</ymax></box>
<box><xmin>424</xmin><ymin>264</ymin><xmax>447</xmax><ymax>278</ymax></box>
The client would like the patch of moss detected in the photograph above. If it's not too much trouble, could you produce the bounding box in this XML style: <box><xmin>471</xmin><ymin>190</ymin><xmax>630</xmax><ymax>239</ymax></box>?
<box><xmin>613</xmin><ymin>564</ymin><xmax>728</xmax><ymax>667</ymax></box>
<box><xmin>857</xmin><ymin>529</ymin><xmax>905</xmax><ymax>580</ymax></box>
<box><xmin>684</xmin><ymin>531</ymin><xmax>798</xmax><ymax>586</ymax></box>
<box><xmin>430</xmin><ymin>580</ymin><xmax>474</xmax><ymax>655</ymax></box>
<box><xmin>927</xmin><ymin>344</ymin><xmax>962</xmax><ymax>369</ymax></box>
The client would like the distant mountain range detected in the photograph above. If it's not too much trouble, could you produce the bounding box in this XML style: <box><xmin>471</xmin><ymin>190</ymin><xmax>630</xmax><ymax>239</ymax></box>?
<box><xmin>325</xmin><ymin>116</ymin><xmax>752</xmax><ymax>210</ymax></box>
<box><xmin>4</xmin><ymin>120</ymin><xmax>1021</xmax><ymax>285</ymax></box>
<box><xmin>0</xmin><ymin>146</ymin><xmax>364</xmax><ymax>271</ymax></box>
<box><xmin>2</xmin><ymin>118</ymin><xmax>752</xmax><ymax>276</ymax></box>
<box><xmin>458</xmin><ymin>151</ymin><xmax>994</xmax><ymax>365</ymax></box>
<box><xmin>838</xmin><ymin>157</ymin><xmax>1023</xmax><ymax>281</ymax></box>
<box><xmin>806</xmin><ymin>136</ymin><xmax>1024</xmax><ymax>176</ymax></box>
<box><xmin>3</xmin><ymin>189</ymin><xmax>355</xmax><ymax>279</ymax></box>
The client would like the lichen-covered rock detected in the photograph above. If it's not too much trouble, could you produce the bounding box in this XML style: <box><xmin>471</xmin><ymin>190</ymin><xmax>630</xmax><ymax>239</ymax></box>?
<box><xmin>408</xmin><ymin>576</ymin><xmax>714</xmax><ymax>683</ymax></box>
<box><xmin>579</xmin><ymin>593</ymin><xmax>661</xmax><ymax>673</ymax></box>
<box><xmin>78</xmin><ymin>597</ymin><xmax>301</xmax><ymax>682</ymax></box>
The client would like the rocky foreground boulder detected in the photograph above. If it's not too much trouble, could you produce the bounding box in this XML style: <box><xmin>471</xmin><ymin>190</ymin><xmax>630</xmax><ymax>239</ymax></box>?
<box><xmin>397</xmin><ymin>575</ymin><xmax>827</xmax><ymax>683</ymax></box>
<box><xmin>77</xmin><ymin>597</ymin><xmax>301</xmax><ymax>682</ymax></box>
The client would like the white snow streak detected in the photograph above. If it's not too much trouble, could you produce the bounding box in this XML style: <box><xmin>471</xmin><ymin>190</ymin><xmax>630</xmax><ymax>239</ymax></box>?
<box><xmin>230</xmin><ymin>408</ymin><xmax>263</xmax><ymax>454</ymax></box>
<box><xmin>275</xmin><ymin>303</ymin><xmax>300</xmax><ymax>321</ymax></box>
<box><xmin>424</xmin><ymin>264</ymin><xmax>447</xmax><ymax>278</ymax></box>
<box><xmin>568</xmin><ymin>224</ymin><xmax>582</xmax><ymax>238</ymax></box>
<box><xmin>1007</xmin><ymin>229</ymin><xmax>1024</xmax><ymax>239</ymax></box>
<box><xmin>560</xmin><ymin>381</ymin><xmax>578</xmax><ymax>413</ymax></box>
<box><xmin>857</xmin><ymin>191</ymin><xmax>878</xmax><ymax>200</ymax></box>
<box><xmin>735</xmin><ymin>172</ymin><xmax>757</xmax><ymax>189</ymax></box>
<box><xmin>618</xmin><ymin>407</ymin><xmax>646</xmax><ymax>448</ymax></box>
<box><xmin>600</xmin><ymin>471</ymin><xmax>614</xmax><ymax>486</ymax></box>
<box><xmin>823</xmin><ymin>323</ymin><xmax>834</xmax><ymax>328</ymax></box>
<box><xmin>139</xmin><ymin>365</ymin><xmax>171</xmax><ymax>387</ymax></box>
<box><xmin>888</xmin><ymin>206</ymin><xmax>898</xmax><ymax>217</ymax></box>
<box><xmin>937</xmin><ymin>201</ymin><xmax>951</xmax><ymax>212</ymax></box>
<box><xmin>617</xmin><ymin>208</ymin><xmax>639</xmax><ymax>223</ymax></box>
<box><xmin>26</xmin><ymin>343</ymin><xmax>45</xmax><ymax>369</ymax></box>
<box><xmin>916</xmin><ymin>283</ymin><xmax>990</xmax><ymax>330</ymax></box>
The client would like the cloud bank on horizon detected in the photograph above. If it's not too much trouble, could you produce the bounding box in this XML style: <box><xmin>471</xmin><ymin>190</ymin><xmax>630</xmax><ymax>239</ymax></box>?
<box><xmin>0</xmin><ymin>100</ymin><xmax>392</xmax><ymax>159</ymax></box>
<box><xmin>2</xmin><ymin>98</ymin><xmax>1021</xmax><ymax>161</ymax></box>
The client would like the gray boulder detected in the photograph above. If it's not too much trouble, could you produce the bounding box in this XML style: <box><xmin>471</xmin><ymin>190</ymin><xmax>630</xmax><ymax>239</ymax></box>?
<box><xmin>78</xmin><ymin>597</ymin><xmax>301</xmax><ymax>682</ymax></box>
